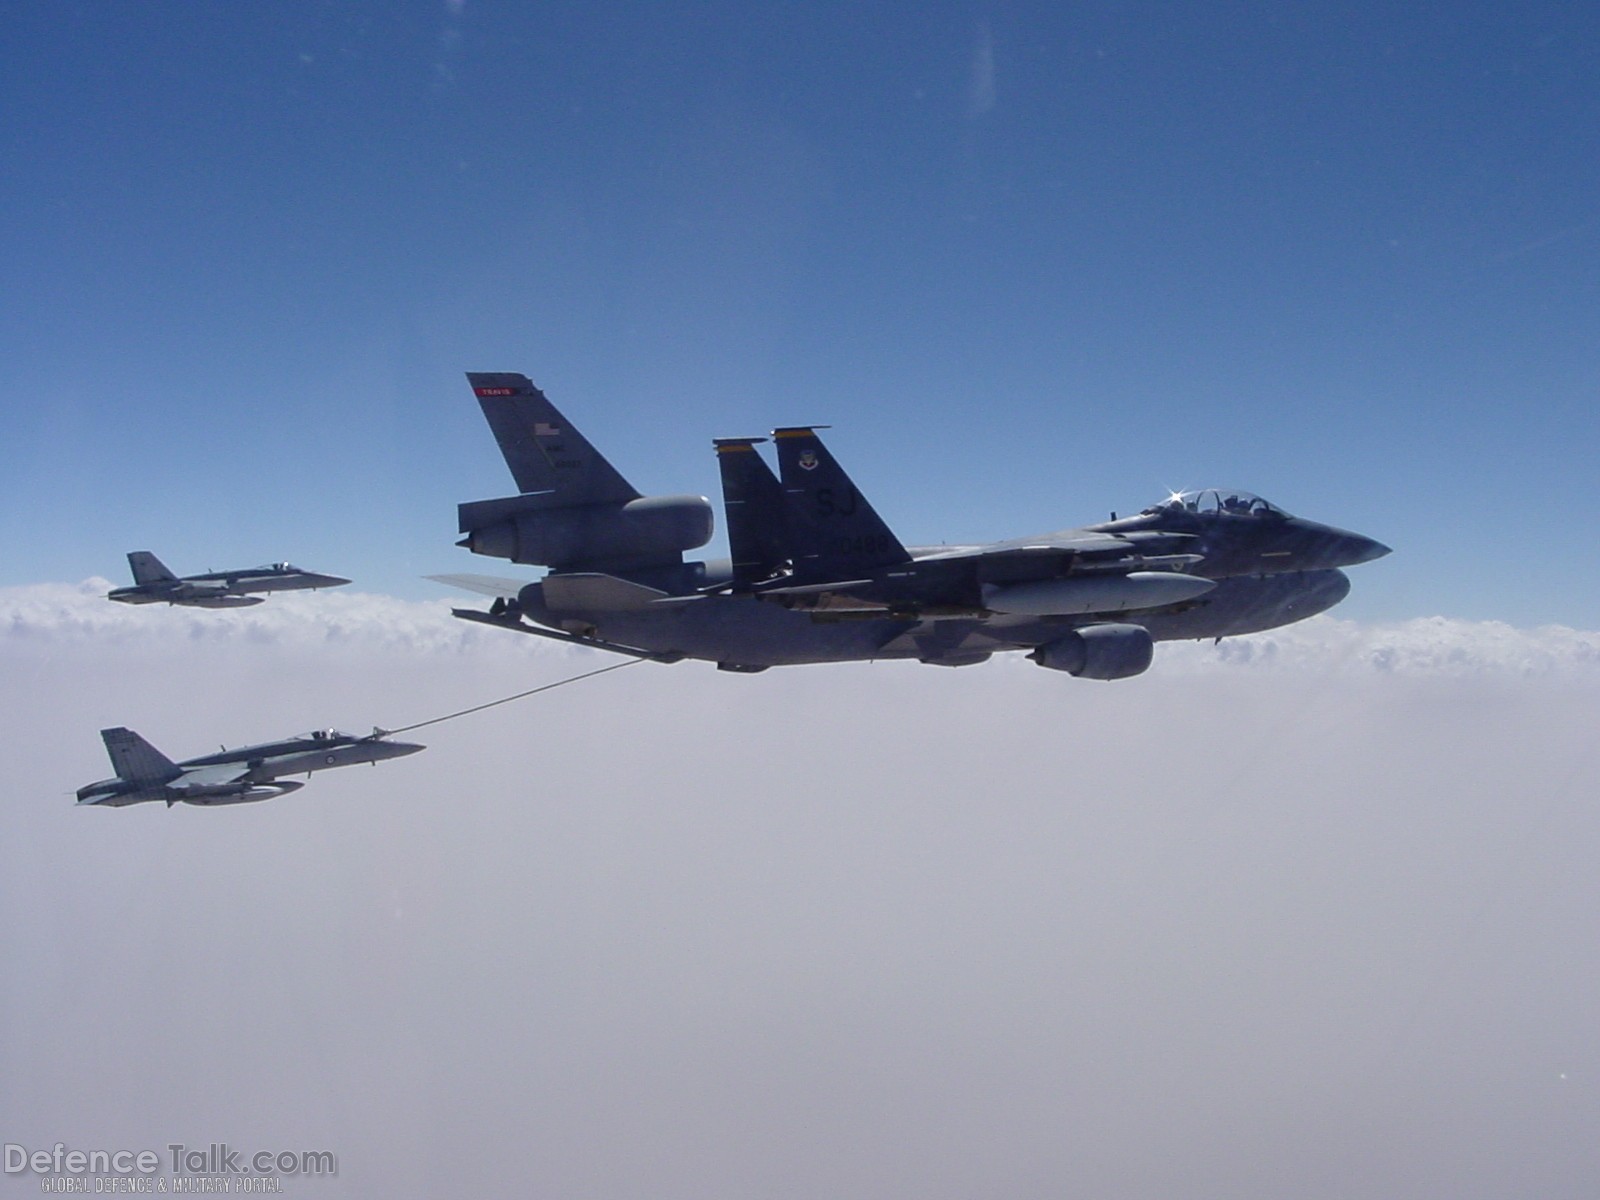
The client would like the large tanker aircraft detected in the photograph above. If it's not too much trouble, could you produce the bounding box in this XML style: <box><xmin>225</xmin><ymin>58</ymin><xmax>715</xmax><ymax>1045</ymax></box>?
<box><xmin>436</xmin><ymin>373</ymin><xmax>1388</xmax><ymax>678</ymax></box>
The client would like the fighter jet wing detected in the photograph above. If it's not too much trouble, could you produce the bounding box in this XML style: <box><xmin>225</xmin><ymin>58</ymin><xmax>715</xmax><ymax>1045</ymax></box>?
<box><xmin>751</xmin><ymin>578</ymin><xmax>876</xmax><ymax>596</ymax></box>
<box><xmin>916</xmin><ymin>530</ymin><xmax>1200</xmax><ymax>569</ymax></box>
<box><xmin>175</xmin><ymin>579</ymin><xmax>234</xmax><ymax>593</ymax></box>
<box><xmin>916</xmin><ymin>533</ymin><xmax>1139</xmax><ymax>561</ymax></box>
<box><xmin>168</xmin><ymin>762</ymin><xmax>253</xmax><ymax>792</ymax></box>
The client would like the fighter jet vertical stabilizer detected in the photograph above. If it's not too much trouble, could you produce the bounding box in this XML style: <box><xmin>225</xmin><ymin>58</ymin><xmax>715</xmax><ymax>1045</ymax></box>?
<box><xmin>771</xmin><ymin>427</ymin><xmax>911</xmax><ymax>583</ymax></box>
<box><xmin>714</xmin><ymin>437</ymin><xmax>791</xmax><ymax>588</ymax></box>
<box><xmin>127</xmin><ymin>552</ymin><xmax>180</xmax><ymax>588</ymax></box>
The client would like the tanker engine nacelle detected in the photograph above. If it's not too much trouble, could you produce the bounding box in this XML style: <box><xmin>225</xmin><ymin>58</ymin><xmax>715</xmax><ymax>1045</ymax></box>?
<box><xmin>1028</xmin><ymin>623</ymin><xmax>1154</xmax><ymax>680</ymax></box>
<box><xmin>458</xmin><ymin>493</ymin><xmax>714</xmax><ymax>569</ymax></box>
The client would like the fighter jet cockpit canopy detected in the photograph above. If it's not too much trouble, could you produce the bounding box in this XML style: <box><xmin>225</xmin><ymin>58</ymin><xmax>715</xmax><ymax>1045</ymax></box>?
<box><xmin>1143</xmin><ymin>489</ymin><xmax>1290</xmax><ymax>519</ymax></box>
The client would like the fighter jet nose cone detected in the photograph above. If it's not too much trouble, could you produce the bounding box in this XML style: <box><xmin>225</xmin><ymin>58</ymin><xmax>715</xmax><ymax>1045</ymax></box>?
<box><xmin>1350</xmin><ymin>537</ymin><xmax>1392</xmax><ymax>565</ymax></box>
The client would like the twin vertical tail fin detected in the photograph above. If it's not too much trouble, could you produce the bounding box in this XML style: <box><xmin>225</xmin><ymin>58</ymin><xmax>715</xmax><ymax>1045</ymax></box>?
<box><xmin>101</xmin><ymin>727</ymin><xmax>181</xmax><ymax>786</ymax></box>
<box><xmin>713</xmin><ymin>438</ymin><xmax>791</xmax><ymax>587</ymax></box>
<box><xmin>772</xmin><ymin>427</ymin><xmax>911</xmax><ymax>583</ymax></box>
<box><xmin>127</xmin><ymin>552</ymin><xmax>177</xmax><ymax>585</ymax></box>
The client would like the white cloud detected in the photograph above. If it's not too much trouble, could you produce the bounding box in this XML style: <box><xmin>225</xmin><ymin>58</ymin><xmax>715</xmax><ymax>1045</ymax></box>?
<box><xmin>8</xmin><ymin>579</ymin><xmax>1600</xmax><ymax>678</ymax></box>
<box><xmin>1165</xmin><ymin>614</ymin><xmax>1600</xmax><ymax>678</ymax></box>
<box><xmin>4</xmin><ymin>582</ymin><xmax>1599</xmax><ymax>1198</ymax></box>
<box><xmin>1</xmin><ymin>579</ymin><xmax>525</xmax><ymax>655</ymax></box>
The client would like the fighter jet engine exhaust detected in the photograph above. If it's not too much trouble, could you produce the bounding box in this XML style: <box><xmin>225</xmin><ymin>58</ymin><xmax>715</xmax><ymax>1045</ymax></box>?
<box><xmin>1028</xmin><ymin>623</ymin><xmax>1154</xmax><ymax>680</ymax></box>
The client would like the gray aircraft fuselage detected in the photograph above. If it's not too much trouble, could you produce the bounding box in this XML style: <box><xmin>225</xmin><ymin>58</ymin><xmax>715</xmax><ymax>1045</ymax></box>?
<box><xmin>496</xmin><ymin>559</ymin><xmax>1352</xmax><ymax>670</ymax></box>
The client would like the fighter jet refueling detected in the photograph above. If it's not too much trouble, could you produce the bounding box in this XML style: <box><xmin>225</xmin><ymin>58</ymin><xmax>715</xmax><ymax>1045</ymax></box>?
<box><xmin>76</xmin><ymin>727</ymin><xmax>424</xmax><ymax>808</ymax></box>
<box><xmin>74</xmin><ymin>369</ymin><xmax>1390</xmax><ymax>807</ymax></box>
<box><xmin>438</xmin><ymin>373</ymin><xmax>1389</xmax><ymax>677</ymax></box>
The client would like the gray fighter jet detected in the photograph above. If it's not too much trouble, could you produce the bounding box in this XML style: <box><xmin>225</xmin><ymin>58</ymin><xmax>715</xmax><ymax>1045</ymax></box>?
<box><xmin>76</xmin><ymin>726</ymin><xmax>424</xmax><ymax>807</ymax></box>
<box><xmin>712</xmin><ymin>429</ymin><xmax>1387</xmax><ymax>610</ymax></box>
<box><xmin>438</xmin><ymin>373</ymin><xmax>1388</xmax><ymax>678</ymax></box>
<box><xmin>106</xmin><ymin>552</ymin><xmax>350</xmax><ymax>608</ymax></box>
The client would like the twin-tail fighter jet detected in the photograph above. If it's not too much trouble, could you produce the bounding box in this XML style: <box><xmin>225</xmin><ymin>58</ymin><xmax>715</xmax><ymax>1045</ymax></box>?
<box><xmin>106</xmin><ymin>552</ymin><xmax>350</xmax><ymax>608</ymax></box>
<box><xmin>437</xmin><ymin>373</ymin><xmax>1389</xmax><ymax>678</ymax></box>
<box><xmin>76</xmin><ymin>726</ymin><xmax>424</xmax><ymax>807</ymax></box>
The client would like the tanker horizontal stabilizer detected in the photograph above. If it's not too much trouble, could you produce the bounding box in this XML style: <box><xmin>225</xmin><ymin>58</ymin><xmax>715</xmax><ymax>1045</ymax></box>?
<box><xmin>450</xmin><ymin>607</ymin><xmax>683</xmax><ymax>662</ymax></box>
<box><xmin>540</xmin><ymin>573</ymin><xmax>670</xmax><ymax>611</ymax></box>
<box><xmin>426</xmin><ymin>573</ymin><xmax>531</xmax><ymax>600</ymax></box>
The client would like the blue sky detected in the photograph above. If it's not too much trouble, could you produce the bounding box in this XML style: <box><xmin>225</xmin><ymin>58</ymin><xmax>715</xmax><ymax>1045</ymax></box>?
<box><xmin>4</xmin><ymin>2</ymin><xmax>1597</xmax><ymax>625</ymax></box>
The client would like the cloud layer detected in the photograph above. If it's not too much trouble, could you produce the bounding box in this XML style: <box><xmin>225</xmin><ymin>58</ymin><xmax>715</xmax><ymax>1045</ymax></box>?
<box><xmin>3</xmin><ymin>583</ymin><xmax>1598</xmax><ymax>1198</ymax></box>
<box><xmin>8</xmin><ymin>578</ymin><xmax>1600</xmax><ymax>678</ymax></box>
